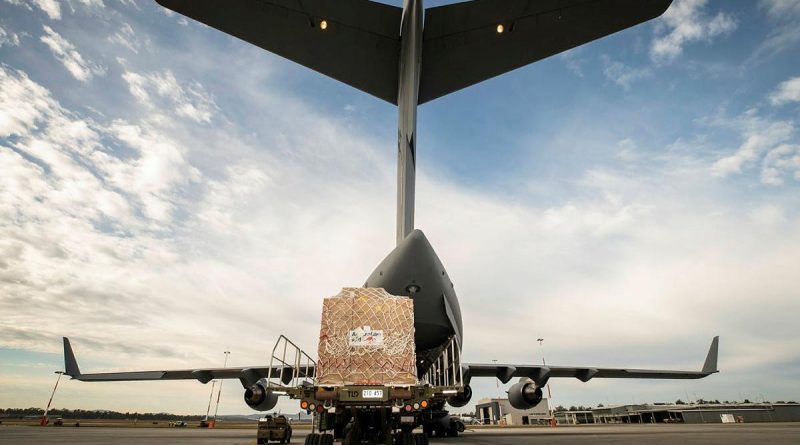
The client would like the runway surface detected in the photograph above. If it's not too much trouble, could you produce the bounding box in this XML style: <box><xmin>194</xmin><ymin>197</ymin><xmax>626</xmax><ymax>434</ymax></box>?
<box><xmin>1</xmin><ymin>424</ymin><xmax>799</xmax><ymax>445</ymax></box>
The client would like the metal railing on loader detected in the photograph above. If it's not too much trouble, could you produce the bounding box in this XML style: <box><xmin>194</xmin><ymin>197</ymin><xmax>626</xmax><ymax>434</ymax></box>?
<box><xmin>421</xmin><ymin>336</ymin><xmax>463</xmax><ymax>389</ymax></box>
<box><xmin>265</xmin><ymin>335</ymin><xmax>316</xmax><ymax>391</ymax></box>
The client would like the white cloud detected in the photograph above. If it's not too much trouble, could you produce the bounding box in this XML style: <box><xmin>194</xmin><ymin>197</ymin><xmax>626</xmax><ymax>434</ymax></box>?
<box><xmin>602</xmin><ymin>56</ymin><xmax>652</xmax><ymax>90</ymax></box>
<box><xmin>31</xmin><ymin>0</ymin><xmax>60</xmax><ymax>19</ymax></box>
<box><xmin>769</xmin><ymin>76</ymin><xmax>800</xmax><ymax>105</ymax></box>
<box><xmin>750</xmin><ymin>0</ymin><xmax>800</xmax><ymax>60</ymax></box>
<box><xmin>40</xmin><ymin>25</ymin><xmax>105</xmax><ymax>81</ymax></box>
<box><xmin>121</xmin><ymin>70</ymin><xmax>218</xmax><ymax>123</ymax></box>
<box><xmin>651</xmin><ymin>0</ymin><xmax>737</xmax><ymax>63</ymax></box>
<box><xmin>711</xmin><ymin>109</ymin><xmax>795</xmax><ymax>179</ymax></box>
<box><xmin>761</xmin><ymin>144</ymin><xmax>800</xmax><ymax>185</ymax></box>
<box><xmin>616</xmin><ymin>138</ymin><xmax>640</xmax><ymax>161</ymax></box>
<box><xmin>2</xmin><ymin>0</ymin><xmax>799</xmax><ymax>414</ymax></box>
<box><xmin>4</xmin><ymin>0</ymin><xmax>106</xmax><ymax>19</ymax></box>
<box><xmin>4</xmin><ymin>0</ymin><xmax>61</xmax><ymax>19</ymax></box>
<box><xmin>107</xmin><ymin>22</ymin><xmax>147</xmax><ymax>54</ymax></box>
<box><xmin>74</xmin><ymin>0</ymin><xmax>104</xmax><ymax>8</ymax></box>
<box><xmin>760</xmin><ymin>0</ymin><xmax>800</xmax><ymax>19</ymax></box>
<box><xmin>0</xmin><ymin>25</ymin><xmax>21</xmax><ymax>47</ymax></box>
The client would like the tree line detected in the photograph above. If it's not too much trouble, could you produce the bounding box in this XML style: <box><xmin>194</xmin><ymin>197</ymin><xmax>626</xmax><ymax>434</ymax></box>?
<box><xmin>0</xmin><ymin>407</ymin><xmax>205</xmax><ymax>421</ymax></box>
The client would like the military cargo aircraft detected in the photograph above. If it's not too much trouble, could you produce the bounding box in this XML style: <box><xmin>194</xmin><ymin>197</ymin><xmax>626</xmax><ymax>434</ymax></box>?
<box><xmin>63</xmin><ymin>0</ymin><xmax>718</xmax><ymax>443</ymax></box>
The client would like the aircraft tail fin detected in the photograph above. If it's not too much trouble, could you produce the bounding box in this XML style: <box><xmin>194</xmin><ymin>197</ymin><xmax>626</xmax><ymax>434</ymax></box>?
<box><xmin>701</xmin><ymin>336</ymin><xmax>719</xmax><ymax>375</ymax></box>
<box><xmin>63</xmin><ymin>337</ymin><xmax>81</xmax><ymax>377</ymax></box>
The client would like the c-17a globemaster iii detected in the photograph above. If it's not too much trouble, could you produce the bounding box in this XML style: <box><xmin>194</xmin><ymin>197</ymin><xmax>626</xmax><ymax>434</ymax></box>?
<box><xmin>62</xmin><ymin>1</ymin><xmax>719</xmax><ymax>443</ymax></box>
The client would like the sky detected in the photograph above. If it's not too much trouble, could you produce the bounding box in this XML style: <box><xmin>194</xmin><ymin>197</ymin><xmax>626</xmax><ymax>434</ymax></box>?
<box><xmin>1</xmin><ymin>0</ymin><xmax>799</xmax><ymax>415</ymax></box>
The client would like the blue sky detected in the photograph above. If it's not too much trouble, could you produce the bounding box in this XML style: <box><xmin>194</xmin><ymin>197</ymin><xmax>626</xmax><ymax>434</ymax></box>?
<box><xmin>1</xmin><ymin>0</ymin><xmax>799</xmax><ymax>415</ymax></box>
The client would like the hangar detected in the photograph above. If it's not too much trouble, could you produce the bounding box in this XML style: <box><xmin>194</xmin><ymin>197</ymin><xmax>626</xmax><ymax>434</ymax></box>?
<box><xmin>582</xmin><ymin>402</ymin><xmax>800</xmax><ymax>424</ymax></box>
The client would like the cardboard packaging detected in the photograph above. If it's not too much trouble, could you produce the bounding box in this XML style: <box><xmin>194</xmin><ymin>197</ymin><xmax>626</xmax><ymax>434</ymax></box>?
<box><xmin>316</xmin><ymin>288</ymin><xmax>417</xmax><ymax>386</ymax></box>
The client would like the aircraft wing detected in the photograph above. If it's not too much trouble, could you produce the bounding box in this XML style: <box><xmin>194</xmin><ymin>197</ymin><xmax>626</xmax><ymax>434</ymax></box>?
<box><xmin>62</xmin><ymin>338</ymin><xmax>313</xmax><ymax>387</ymax></box>
<box><xmin>463</xmin><ymin>336</ymin><xmax>719</xmax><ymax>385</ymax></box>
<box><xmin>154</xmin><ymin>0</ymin><xmax>403</xmax><ymax>104</ymax></box>
<box><xmin>419</xmin><ymin>0</ymin><xmax>673</xmax><ymax>103</ymax></box>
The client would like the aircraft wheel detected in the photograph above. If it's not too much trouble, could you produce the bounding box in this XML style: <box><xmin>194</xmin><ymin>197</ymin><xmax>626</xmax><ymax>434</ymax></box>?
<box><xmin>319</xmin><ymin>434</ymin><xmax>334</xmax><ymax>445</ymax></box>
<box><xmin>413</xmin><ymin>433</ymin><xmax>429</xmax><ymax>445</ymax></box>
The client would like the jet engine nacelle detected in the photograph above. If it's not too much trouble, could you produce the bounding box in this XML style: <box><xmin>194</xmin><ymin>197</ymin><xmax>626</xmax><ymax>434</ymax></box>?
<box><xmin>447</xmin><ymin>385</ymin><xmax>472</xmax><ymax>408</ymax></box>
<box><xmin>507</xmin><ymin>380</ymin><xmax>543</xmax><ymax>410</ymax></box>
<box><xmin>243</xmin><ymin>381</ymin><xmax>278</xmax><ymax>411</ymax></box>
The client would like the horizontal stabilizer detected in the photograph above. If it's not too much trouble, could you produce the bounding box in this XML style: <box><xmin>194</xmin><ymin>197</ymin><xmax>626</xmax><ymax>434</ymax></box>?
<box><xmin>420</xmin><ymin>0</ymin><xmax>673</xmax><ymax>103</ymax></box>
<box><xmin>155</xmin><ymin>0</ymin><xmax>403</xmax><ymax>104</ymax></box>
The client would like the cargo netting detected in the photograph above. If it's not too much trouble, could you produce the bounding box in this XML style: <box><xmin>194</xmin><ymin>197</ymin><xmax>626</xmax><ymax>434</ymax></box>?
<box><xmin>316</xmin><ymin>288</ymin><xmax>417</xmax><ymax>386</ymax></box>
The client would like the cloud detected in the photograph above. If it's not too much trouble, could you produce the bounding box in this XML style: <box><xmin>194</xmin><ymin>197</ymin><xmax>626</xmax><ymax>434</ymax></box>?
<box><xmin>769</xmin><ymin>76</ymin><xmax>800</xmax><ymax>105</ymax></box>
<box><xmin>2</xmin><ymin>0</ymin><xmax>799</xmax><ymax>414</ymax></box>
<box><xmin>0</xmin><ymin>25</ymin><xmax>21</xmax><ymax>47</ymax></box>
<box><xmin>40</xmin><ymin>25</ymin><xmax>105</xmax><ymax>81</ymax></box>
<box><xmin>107</xmin><ymin>22</ymin><xmax>147</xmax><ymax>54</ymax></box>
<box><xmin>761</xmin><ymin>144</ymin><xmax>800</xmax><ymax>185</ymax></box>
<box><xmin>602</xmin><ymin>56</ymin><xmax>652</xmax><ymax>90</ymax></box>
<box><xmin>4</xmin><ymin>0</ymin><xmax>105</xmax><ymax>19</ymax></box>
<box><xmin>710</xmin><ymin>109</ymin><xmax>795</xmax><ymax>180</ymax></box>
<box><xmin>760</xmin><ymin>0</ymin><xmax>800</xmax><ymax>18</ymax></box>
<box><xmin>559</xmin><ymin>48</ymin><xmax>586</xmax><ymax>78</ymax></box>
<box><xmin>121</xmin><ymin>69</ymin><xmax>218</xmax><ymax>123</ymax></box>
<box><xmin>4</xmin><ymin>0</ymin><xmax>61</xmax><ymax>19</ymax></box>
<box><xmin>752</xmin><ymin>0</ymin><xmax>800</xmax><ymax>60</ymax></box>
<box><xmin>651</xmin><ymin>0</ymin><xmax>737</xmax><ymax>63</ymax></box>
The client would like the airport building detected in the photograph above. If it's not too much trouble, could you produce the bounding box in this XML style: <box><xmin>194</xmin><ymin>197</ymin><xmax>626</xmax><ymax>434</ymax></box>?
<box><xmin>474</xmin><ymin>398</ymin><xmax>551</xmax><ymax>425</ymax></box>
<box><xmin>555</xmin><ymin>403</ymin><xmax>800</xmax><ymax>425</ymax></box>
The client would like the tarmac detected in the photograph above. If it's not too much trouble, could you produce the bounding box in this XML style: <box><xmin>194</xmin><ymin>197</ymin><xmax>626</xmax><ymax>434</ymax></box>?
<box><xmin>1</xmin><ymin>423</ymin><xmax>799</xmax><ymax>445</ymax></box>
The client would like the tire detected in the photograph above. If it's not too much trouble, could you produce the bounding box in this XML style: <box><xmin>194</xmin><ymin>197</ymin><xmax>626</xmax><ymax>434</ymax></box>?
<box><xmin>413</xmin><ymin>433</ymin><xmax>428</xmax><ymax>445</ymax></box>
<box><xmin>422</xmin><ymin>425</ymin><xmax>433</xmax><ymax>438</ymax></box>
<box><xmin>344</xmin><ymin>426</ymin><xmax>359</xmax><ymax>445</ymax></box>
<box><xmin>319</xmin><ymin>434</ymin><xmax>334</xmax><ymax>445</ymax></box>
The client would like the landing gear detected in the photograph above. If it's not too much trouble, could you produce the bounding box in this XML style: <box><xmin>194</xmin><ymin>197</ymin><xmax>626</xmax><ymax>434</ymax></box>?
<box><xmin>395</xmin><ymin>431</ymin><xmax>428</xmax><ymax>445</ymax></box>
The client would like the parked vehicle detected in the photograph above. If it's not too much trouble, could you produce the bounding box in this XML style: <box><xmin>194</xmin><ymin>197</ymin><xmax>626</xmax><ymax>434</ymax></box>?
<box><xmin>257</xmin><ymin>415</ymin><xmax>292</xmax><ymax>444</ymax></box>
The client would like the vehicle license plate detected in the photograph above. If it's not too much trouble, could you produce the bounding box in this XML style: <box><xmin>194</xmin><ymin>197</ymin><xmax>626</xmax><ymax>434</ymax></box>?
<box><xmin>362</xmin><ymin>389</ymin><xmax>383</xmax><ymax>398</ymax></box>
<box><xmin>401</xmin><ymin>416</ymin><xmax>415</xmax><ymax>423</ymax></box>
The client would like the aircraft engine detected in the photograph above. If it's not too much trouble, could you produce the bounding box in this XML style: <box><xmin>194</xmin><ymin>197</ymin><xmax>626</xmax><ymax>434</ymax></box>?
<box><xmin>507</xmin><ymin>379</ymin><xmax>543</xmax><ymax>410</ymax></box>
<box><xmin>243</xmin><ymin>381</ymin><xmax>278</xmax><ymax>411</ymax></box>
<box><xmin>447</xmin><ymin>385</ymin><xmax>472</xmax><ymax>408</ymax></box>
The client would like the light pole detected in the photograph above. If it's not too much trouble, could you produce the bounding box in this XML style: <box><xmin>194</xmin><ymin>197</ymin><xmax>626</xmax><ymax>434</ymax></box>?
<box><xmin>211</xmin><ymin>350</ymin><xmax>231</xmax><ymax>427</ymax></box>
<box><xmin>41</xmin><ymin>371</ymin><xmax>64</xmax><ymax>426</ymax></box>
<box><xmin>204</xmin><ymin>381</ymin><xmax>217</xmax><ymax>423</ymax></box>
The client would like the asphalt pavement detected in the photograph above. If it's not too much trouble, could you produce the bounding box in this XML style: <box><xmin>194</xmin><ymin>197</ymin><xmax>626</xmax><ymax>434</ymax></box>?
<box><xmin>1</xmin><ymin>423</ymin><xmax>799</xmax><ymax>445</ymax></box>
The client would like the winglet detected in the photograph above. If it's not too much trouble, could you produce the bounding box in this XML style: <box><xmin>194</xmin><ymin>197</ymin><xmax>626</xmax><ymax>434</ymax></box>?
<box><xmin>701</xmin><ymin>336</ymin><xmax>719</xmax><ymax>374</ymax></box>
<box><xmin>63</xmin><ymin>337</ymin><xmax>81</xmax><ymax>377</ymax></box>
